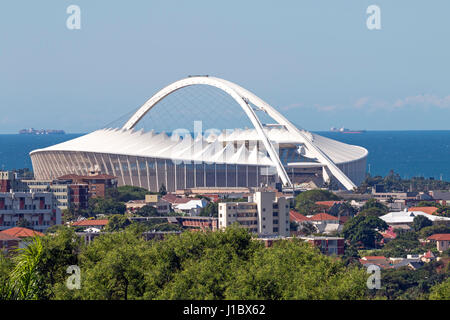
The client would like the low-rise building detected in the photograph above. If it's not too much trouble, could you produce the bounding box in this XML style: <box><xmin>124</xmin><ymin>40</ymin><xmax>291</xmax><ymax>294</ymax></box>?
<box><xmin>72</xmin><ymin>219</ymin><xmax>109</xmax><ymax>230</ymax></box>
<box><xmin>300</xmin><ymin>236</ymin><xmax>344</xmax><ymax>255</ymax></box>
<box><xmin>0</xmin><ymin>227</ymin><xmax>45</xmax><ymax>250</ymax></box>
<box><xmin>380</xmin><ymin>210</ymin><xmax>450</xmax><ymax>227</ymax></box>
<box><xmin>0</xmin><ymin>191</ymin><xmax>62</xmax><ymax>232</ymax></box>
<box><xmin>218</xmin><ymin>190</ymin><xmax>289</xmax><ymax>237</ymax></box>
<box><xmin>427</xmin><ymin>233</ymin><xmax>450</xmax><ymax>252</ymax></box>
<box><xmin>126</xmin><ymin>194</ymin><xmax>171</xmax><ymax>215</ymax></box>
<box><xmin>57</xmin><ymin>171</ymin><xmax>117</xmax><ymax>198</ymax></box>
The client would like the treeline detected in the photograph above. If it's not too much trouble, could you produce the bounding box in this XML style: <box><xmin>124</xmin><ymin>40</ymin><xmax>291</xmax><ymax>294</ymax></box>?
<box><xmin>1</xmin><ymin>226</ymin><xmax>370</xmax><ymax>300</ymax></box>
<box><xmin>1</xmin><ymin>224</ymin><xmax>449</xmax><ymax>300</ymax></box>
<box><xmin>356</xmin><ymin>170</ymin><xmax>450</xmax><ymax>193</ymax></box>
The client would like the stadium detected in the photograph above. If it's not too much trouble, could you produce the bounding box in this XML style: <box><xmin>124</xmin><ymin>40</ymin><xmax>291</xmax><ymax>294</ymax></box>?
<box><xmin>30</xmin><ymin>76</ymin><xmax>368</xmax><ymax>192</ymax></box>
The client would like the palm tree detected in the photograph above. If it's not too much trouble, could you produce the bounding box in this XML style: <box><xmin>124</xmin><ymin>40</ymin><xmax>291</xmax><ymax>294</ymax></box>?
<box><xmin>7</xmin><ymin>236</ymin><xmax>44</xmax><ymax>300</ymax></box>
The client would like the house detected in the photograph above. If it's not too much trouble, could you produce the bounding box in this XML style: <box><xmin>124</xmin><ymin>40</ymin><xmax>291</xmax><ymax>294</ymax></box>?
<box><xmin>380</xmin><ymin>210</ymin><xmax>450</xmax><ymax>227</ymax></box>
<box><xmin>380</xmin><ymin>226</ymin><xmax>397</xmax><ymax>243</ymax></box>
<box><xmin>1</xmin><ymin>227</ymin><xmax>45</xmax><ymax>238</ymax></box>
<box><xmin>173</xmin><ymin>198</ymin><xmax>209</xmax><ymax>216</ymax></box>
<box><xmin>126</xmin><ymin>195</ymin><xmax>171</xmax><ymax>215</ymax></box>
<box><xmin>289</xmin><ymin>210</ymin><xmax>310</xmax><ymax>224</ymax></box>
<box><xmin>0</xmin><ymin>227</ymin><xmax>45</xmax><ymax>249</ymax></box>
<box><xmin>307</xmin><ymin>213</ymin><xmax>342</xmax><ymax>234</ymax></box>
<box><xmin>0</xmin><ymin>232</ymin><xmax>20</xmax><ymax>253</ymax></box>
<box><xmin>72</xmin><ymin>219</ymin><xmax>109</xmax><ymax>230</ymax></box>
<box><xmin>359</xmin><ymin>256</ymin><xmax>392</xmax><ymax>269</ymax></box>
<box><xmin>427</xmin><ymin>233</ymin><xmax>450</xmax><ymax>252</ymax></box>
<box><xmin>408</xmin><ymin>207</ymin><xmax>439</xmax><ymax>215</ymax></box>
<box><xmin>421</xmin><ymin>250</ymin><xmax>436</xmax><ymax>263</ymax></box>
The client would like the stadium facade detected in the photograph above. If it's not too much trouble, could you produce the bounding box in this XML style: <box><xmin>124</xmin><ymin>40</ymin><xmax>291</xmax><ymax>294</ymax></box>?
<box><xmin>30</xmin><ymin>76</ymin><xmax>368</xmax><ymax>192</ymax></box>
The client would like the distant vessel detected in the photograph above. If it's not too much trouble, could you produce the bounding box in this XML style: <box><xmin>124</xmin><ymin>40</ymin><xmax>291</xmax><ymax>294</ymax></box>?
<box><xmin>330</xmin><ymin>127</ymin><xmax>366</xmax><ymax>134</ymax></box>
<box><xmin>19</xmin><ymin>128</ymin><xmax>65</xmax><ymax>135</ymax></box>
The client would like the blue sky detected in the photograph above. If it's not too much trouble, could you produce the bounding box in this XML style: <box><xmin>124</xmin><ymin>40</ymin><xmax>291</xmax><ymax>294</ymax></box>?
<box><xmin>0</xmin><ymin>0</ymin><xmax>449</xmax><ymax>133</ymax></box>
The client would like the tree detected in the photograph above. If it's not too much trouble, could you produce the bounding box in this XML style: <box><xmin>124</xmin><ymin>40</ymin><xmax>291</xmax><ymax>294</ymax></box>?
<box><xmin>224</xmin><ymin>239</ymin><xmax>368</xmax><ymax>300</ymax></box>
<box><xmin>429</xmin><ymin>278</ymin><xmax>450</xmax><ymax>300</ymax></box>
<box><xmin>159</xmin><ymin>184</ymin><xmax>167</xmax><ymax>196</ymax></box>
<box><xmin>200</xmin><ymin>202</ymin><xmax>218</xmax><ymax>217</ymax></box>
<box><xmin>294</xmin><ymin>190</ymin><xmax>340</xmax><ymax>215</ymax></box>
<box><xmin>359</xmin><ymin>207</ymin><xmax>386</xmax><ymax>217</ymax></box>
<box><xmin>0</xmin><ymin>253</ymin><xmax>13</xmax><ymax>299</ymax></box>
<box><xmin>135</xmin><ymin>205</ymin><xmax>158</xmax><ymax>217</ymax></box>
<box><xmin>36</xmin><ymin>227</ymin><xmax>83</xmax><ymax>299</ymax></box>
<box><xmin>88</xmin><ymin>197</ymin><xmax>126</xmax><ymax>216</ymax></box>
<box><xmin>342</xmin><ymin>215</ymin><xmax>388</xmax><ymax>249</ymax></box>
<box><xmin>413</xmin><ymin>215</ymin><xmax>433</xmax><ymax>232</ymax></box>
<box><xmin>105</xmin><ymin>215</ymin><xmax>131</xmax><ymax>232</ymax></box>
<box><xmin>17</xmin><ymin>218</ymin><xmax>32</xmax><ymax>229</ymax></box>
<box><xmin>298</xmin><ymin>222</ymin><xmax>317</xmax><ymax>236</ymax></box>
<box><xmin>360</xmin><ymin>199</ymin><xmax>389</xmax><ymax>214</ymax></box>
<box><xmin>8</xmin><ymin>236</ymin><xmax>44</xmax><ymax>300</ymax></box>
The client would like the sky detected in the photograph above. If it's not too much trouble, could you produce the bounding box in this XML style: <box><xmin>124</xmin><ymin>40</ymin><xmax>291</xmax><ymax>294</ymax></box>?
<box><xmin>0</xmin><ymin>0</ymin><xmax>450</xmax><ymax>133</ymax></box>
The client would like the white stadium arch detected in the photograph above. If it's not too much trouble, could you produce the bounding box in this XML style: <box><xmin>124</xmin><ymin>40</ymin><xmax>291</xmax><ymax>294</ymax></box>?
<box><xmin>123</xmin><ymin>76</ymin><xmax>358</xmax><ymax>190</ymax></box>
<box><xmin>30</xmin><ymin>76</ymin><xmax>368</xmax><ymax>191</ymax></box>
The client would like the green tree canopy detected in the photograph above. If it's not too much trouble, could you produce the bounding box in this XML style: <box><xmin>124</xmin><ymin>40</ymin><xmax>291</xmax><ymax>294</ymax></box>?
<box><xmin>360</xmin><ymin>199</ymin><xmax>389</xmax><ymax>214</ymax></box>
<box><xmin>135</xmin><ymin>205</ymin><xmax>159</xmax><ymax>217</ymax></box>
<box><xmin>105</xmin><ymin>215</ymin><xmax>131</xmax><ymax>232</ymax></box>
<box><xmin>294</xmin><ymin>190</ymin><xmax>340</xmax><ymax>215</ymax></box>
<box><xmin>412</xmin><ymin>215</ymin><xmax>433</xmax><ymax>232</ymax></box>
<box><xmin>342</xmin><ymin>215</ymin><xmax>388</xmax><ymax>249</ymax></box>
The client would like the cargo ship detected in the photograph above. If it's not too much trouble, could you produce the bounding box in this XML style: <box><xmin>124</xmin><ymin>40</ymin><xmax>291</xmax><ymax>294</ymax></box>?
<box><xmin>330</xmin><ymin>127</ymin><xmax>366</xmax><ymax>133</ymax></box>
<box><xmin>19</xmin><ymin>128</ymin><xmax>65</xmax><ymax>135</ymax></box>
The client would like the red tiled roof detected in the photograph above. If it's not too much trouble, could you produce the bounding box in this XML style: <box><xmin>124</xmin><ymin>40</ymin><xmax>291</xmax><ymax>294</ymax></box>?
<box><xmin>162</xmin><ymin>194</ymin><xmax>191</xmax><ymax>204</ymax></box>
<box><xmin>408</xmin><ymin>207</ymin><xmax>439</xmax><ymax>215</ymax></box>
<box><xmin>72</xmin><ymin>219</ymin><xmax>109</xmax><ymax>227</ymax></box>
<box><xmin>315</xmin><ymin>201</ymin><xmax>343</xmax><ymax>209</ymax></box>
<box><xmin>423</xmin><ymin>250</ymin><xmax>435</xmax><ymax>258</ymax></box>
<box><xmin>0</xmin><ymin>233</ymin><xmax>20</xmax><ymax>241</ymax></box>
<box><xmin>0</xmin><ymin>227</ymin><xmax>44</xmax><ymax>238</ymax></box>
<box><xmin>309</xmin><ymin>213</ymin><xmax>339</xmax><ymax>221</ymax></box>
<box><xmin>289</xmin><ymin>210</ymin><xmax>309</xmax><ymax>222</ymax></box>
<box><xmin>428</xmin><ymin>233</ymin><xmax>450</xmax><ymax>241</ymax></box>
<box><xmin>381</xmin><ymin>226</ymin><xmax>397</xmax><ymax>239</ymax></box>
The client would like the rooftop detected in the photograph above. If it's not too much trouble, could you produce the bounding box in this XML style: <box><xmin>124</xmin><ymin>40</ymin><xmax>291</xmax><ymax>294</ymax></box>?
<box><xmin>0</xmin><ymin>227</ymin><xmax>44</xmax><ymax>238</ymax></box>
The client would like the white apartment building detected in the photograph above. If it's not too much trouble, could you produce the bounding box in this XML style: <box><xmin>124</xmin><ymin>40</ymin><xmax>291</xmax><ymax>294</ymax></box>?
<box><xmin>0</xmin><ymin>191</ymin><xmax>62</xmax><ymax>232</ymax></box>
<box><xmin>218</xmin><ymin>191</ymin><xmax>289</xmax><ymax>237</ymax></box>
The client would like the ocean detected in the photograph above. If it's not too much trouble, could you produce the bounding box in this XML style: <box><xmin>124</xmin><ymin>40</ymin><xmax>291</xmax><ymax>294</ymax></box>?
<box><xmin>0</xmin><ymin>130</ymin><xmax>449</xmax><ymax>181</ymax></box>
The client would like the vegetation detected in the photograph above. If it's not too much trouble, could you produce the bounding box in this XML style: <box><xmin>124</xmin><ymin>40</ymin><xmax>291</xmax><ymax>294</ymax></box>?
<box><xmin>0</xmin><ymin>225</ymin><xmax>371</xmax><ymax>300</ymax></box>
<box><xmin>200</xmin><ymin>202</ymin><xmax>218</xmax><ymax>217</ymax></box>
<box><xmin>107</xmin><ymin>185</ymin><xmax>156</xmax><ymax>202</ymax></box>
<box><xmin>370</xmin><ymin>261</ymin><xmax>448</xmax><ymax>300</ymax></box>
<box><xmin>294</xmin><ymin>189</ymin><xmax>340</xmax><ymax>215</ymax></box>
<box><xmin>356</xmin><ymin>170</ymin><xmax>450</xmax><ymax>193</ymax></box>
<box><xmin>105</xmin><ymin>215</ymin><xmax>131</xmax><ymax>232</ymax></box>
<box><xmin>135</xmin><ymin>205</ymin><xmax>159</xmax><ymax>217</ymax></box>
<box><xmin>342</xmin><ymin>215</ymin><xmax>388</xmax><ymax>249</ymax></box>
<box><xmin>412</xmin><ymin>215</ymin><xmax>433</xmax><ymax>232</ymax></box>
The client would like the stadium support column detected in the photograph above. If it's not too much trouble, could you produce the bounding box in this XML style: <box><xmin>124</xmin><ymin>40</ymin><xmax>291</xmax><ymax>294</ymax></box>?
<box><xmin>322</xmin><ymin>166</ymin><xmax>332</xmax><ymax>186</ymax></box>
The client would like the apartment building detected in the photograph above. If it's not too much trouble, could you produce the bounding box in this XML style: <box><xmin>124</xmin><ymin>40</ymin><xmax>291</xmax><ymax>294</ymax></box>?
<box><xmin>218</xmin><ymin>191</ymin><xmax>289</xmax><ymax>237</ymax></box>
<box><xmin>0</xmin><ymin>191</ymin><xmax>62</xmax><ymax>232</ymax></box>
